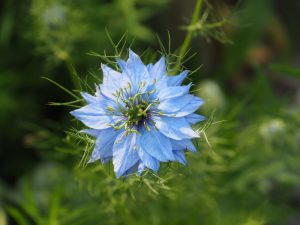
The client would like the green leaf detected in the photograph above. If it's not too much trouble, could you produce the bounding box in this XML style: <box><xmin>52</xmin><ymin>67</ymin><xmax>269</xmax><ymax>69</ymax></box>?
<box><xmin>269</xmin><ymin>64</ymin><xmax>300</xmax><ymax>78</ymax></box>
<box><xmin>6</xmin><ymin>207</ymin><xmax>31</xmax><ymax>225</ymax></box>
<box><xmin>42</xmin><ymin>77</ymin><xmax>80</xmax><ymax>100</ymax></box>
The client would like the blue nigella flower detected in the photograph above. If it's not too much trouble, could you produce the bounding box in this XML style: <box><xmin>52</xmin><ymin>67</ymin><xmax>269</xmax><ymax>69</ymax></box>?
<box><xmin>71</xmin><ymin>49</ymin><xmax>205</xmax><ymax>178</ymax></box>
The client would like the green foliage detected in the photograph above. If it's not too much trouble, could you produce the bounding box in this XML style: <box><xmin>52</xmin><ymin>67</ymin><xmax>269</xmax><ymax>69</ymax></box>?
<box><xmin>183</xmin><ymin>0</ymin><xmax>234</xmax><ymax>44</ymax></box>
<box><xmin>1</xmin><ymin>0</ymin><xmax>300</xmax><ymax>224</ymax></box>
<box><xmin>220</xmin><ymin>0</ymin><xmax>273</xmax><ymax>79</ymax></box>
<box><xmin>28</xmin><ymin>0</ymin><xmax>169</xmax><ymax>66</ymax></box>
<box><xmin>270</xmin><ymin>64</ymin><xmax>300</xmax><ymax>78</ymax></box>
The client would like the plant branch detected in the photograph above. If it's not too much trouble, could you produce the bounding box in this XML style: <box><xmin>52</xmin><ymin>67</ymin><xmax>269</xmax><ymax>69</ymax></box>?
<box><xmin>174</xmin><ymin>0</ymin><xmax>204</xmax><ymax>73</ymax></box>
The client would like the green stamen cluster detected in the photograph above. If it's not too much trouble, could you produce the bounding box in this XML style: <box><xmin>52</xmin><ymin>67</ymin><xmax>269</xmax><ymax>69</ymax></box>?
<box><xmin>107</xmin><ymin>82</ymin><xmax>159</xmax><ymax>134</ymax></box>
<box><xmin>125</xmin><ymin>99</ymin><xmax>149</xmax><ymax>126</ymax></box>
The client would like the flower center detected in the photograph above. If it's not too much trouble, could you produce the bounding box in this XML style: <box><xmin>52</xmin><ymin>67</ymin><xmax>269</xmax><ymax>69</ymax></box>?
<box><xmin>107</xmin><ymin>83</ymin><xmax>159</xmax><ymax>134</ymax></box>
<box><xmin>125</xmin><ymin>101</ymin><xmax>149</xmax><ymax>126</ymax></box>
<box><xmin>120</xmin><ymin>93</ymin><xmax>154</xmax><ymax>133</ymax></box>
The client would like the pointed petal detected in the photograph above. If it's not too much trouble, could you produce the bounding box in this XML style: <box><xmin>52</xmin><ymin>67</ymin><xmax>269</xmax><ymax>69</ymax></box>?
<box><xmin>156</xmin><ymin>83</ymin><xmax>191</xmax><ymax>100</ymax></box>
<box><xmin>185</xmin><ymin>113</ymin><xmax>206</xmax><ymax>124</ymax></box>
<box><xmin>70</xmin><ymin>103</ymin><xmax>119</xmax><ymax>129</ymax></box>
<box><xmin>101</xmin><ymin>64</ymin><xmax>122</xmax><ymax>85</ymax></box>
<box><xmin>113</xmin><ymin>132</ymin><xmax>139</xmax><ymax>178</ymax></box>
<box><xmin>81</xmin><ymin>129</ymin><xmax>101</xmax><ymax>137</ymax></box>
<box><xmin>167</xmin><ymin>70</ymin><xmax>188</xmax><ymax>86</ymax></box>
<box><xmin>174</xmin><ymin>150</ymin><xmax>187</xmax><ymax>165</ymax></box>
<box><xmin>100</xmin><ymin>64</ymin><xmax>129</xmax><ymax>100</ymax></box>
<box><xmin>137</xmin><ymin>146</ymin><xmax>160</xmax><ymax>172</ymax></box>
<box><xmin>71</xmin><ymin>102</ymin><xmax>107</xmax><ymax>115</ymax></box>
<box><xmin>149</xmin><ymin>57</ymin><xmax>166</xmax><ymax>80</ymax></box>
<box><xmin>70</xmin><ymin>104</ymin><xmax>118</xmax><ymax>129</ymax></box>
<box><xmin>101</xmin><ymin>64</ymin><xmax>129</xmax><ymax>96</ymax></box>
<box><xmin>140</xmin><ymin>127</ymin><xmax>174</xmax><ymax>161</ymax></box>
<box><xmin>157</xmin><ymin>94</ymin><xmax>194</xmax><ymax>113</ymax></box>
<box><xmin>122</xmin><ymin>49</ymin><xmax>148</xmax><ymax>92</ymax></box>
<box><xmin>128</xmin><ymin>49</ymin><xmax>143</xmax><ymax>64</ymax></box>
<box><xmin>158</xmin><ymin>94</ymin><xmax>204</xmax><ymax>117</ymax></box>
<box><xmin>116</xmin><ymin>59</ymin><xmax>127</xmax><ymax>72</ymax></box>
<box><xmin>146</xmin><ymin>63</ymin><xmax>153</xmax><ymax>71</ymax></box>
<box><xmin>153</xmin><ymin>116</ymin><xmax>199</xmax><ymax>141</ymax></box>
<box><xmin>138</xmin><ymin>162</ymin><xmax>147</xmax><ymax>175</ymax></box>
<box><xmin>174</xmin><ymin>96</ymin><xmax>204</xmax><ymax>117</ymax></box>
<box><xmin>81</xmin><ymin>92</ymin><xmax>100</xmax><ymax>104</ymax></box>
<box><xmin>123</xmin><ymin>162</ymin><xmax>139</xmax><ymax>177</ymax></box>
<box><xmin>127</xmin><ymin>49</ymin><xmax>148</xmax><ymax>78</ymax></box>
<box><xmin>171</xmin><ymin>139</ymin><xmax>196</xmax><ymax>152</ymax></box>
<box><xmin>88</xmin><ymin>128</ymin><xmax>121</xmax><ymax>163</ymax></box>
<box><xmin>95</xmin><ymin>86</ymin><xmax>101</xmax><ymax>97</ymax></box>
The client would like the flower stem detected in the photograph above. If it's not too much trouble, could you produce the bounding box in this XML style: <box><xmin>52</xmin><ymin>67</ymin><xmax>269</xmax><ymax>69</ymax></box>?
<box><xmin>175</xmin><ymin>0</ymin><xmax>204</xmax><ymax>72</ymax></box>
<box><xmin>64</xmin><ymin>58</ymin><xmax>82</xmax><ymax>92</ymax></box>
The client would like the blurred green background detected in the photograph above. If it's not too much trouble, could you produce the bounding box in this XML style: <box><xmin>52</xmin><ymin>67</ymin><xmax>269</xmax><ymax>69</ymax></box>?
<box><xmin>0</xmin><ymin>0</ymin><xmax>300</xmax><ymax>224</ymax></box>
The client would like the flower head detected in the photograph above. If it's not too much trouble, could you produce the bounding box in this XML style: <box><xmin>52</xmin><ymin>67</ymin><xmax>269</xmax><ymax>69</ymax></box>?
<box><xmin>71</xmin><ymin>49</ymin><xmax>205</xmax><ymax>178</ymax></box>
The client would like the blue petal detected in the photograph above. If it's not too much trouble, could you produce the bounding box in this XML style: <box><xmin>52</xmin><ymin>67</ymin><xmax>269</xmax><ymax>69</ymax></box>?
<box><xmin>137</xmin><ymin>146</ymin><xmax>160</xmax><ymax>172</ymax></box>
<box><xmin>128</xmin><ymin>49</ymin><xmax>144</xmax><ymax>66</ymax></box>
<box><xmin>116</xmin><ymin>50</ymin><xmax>150</xmax><ymax>94</ymax></box>
<box><xmin>81</xmin><ymin>129</ymin><xmax>101</xmax><ymax>137</ymax></box>
<box><xmin>156</xmin><ymin>83</ymin><xmax>192</xmax><ymax>100</ymax></box>
<box><xmin>138</xmin><ymin>162</ymin><xmax>147</xmax><ymax>175</ymax></box>
<box><xmin>174</xmin><ymin>150</ymin><xmax>187</xmax><ymax>165</ymax></box>
<box><xmin>116</xmin><ymin>59</ymin><xmax>127</xmax><ymax>71</ymax></box>
<box><xmin>101</xmin><ymin>64</ymin><xmax>122</xmax><ymax>85</ymax></box>
<box><xmin>167</xmin><ymin>70</ymin><xmax>188</xmax><ymax>86</ymax></box>
<box><xmin>146</xmin><ymin>63</ymin><xmax>153</xmax><ymax>71</ymax></box>
<box><xmin>153</xmin><ymin>116</ymin><xmax>199</xmax><ymax>140</ymax></box>
<box><xmin>95</xmin><ymin>86</ymin><xmax>101</xmax><ymax>97</ymax></box>
<box><xmin>148</xmin><ymin>57</ymin><xmax>166</xmax><ymax>81</ymax></box>
<box><xmin>89</xmin><ymin>128</ymin><xmax>121</xmax><ymax>163</ymax></box>
<box><xmin>123</xmin><ymin>162</ymin><xmax>139</xmax><ymax>177</ymax></box>
<box><xmin>70</xmin><ymin>103</ymin><xmax>119</xmax><ymax>129</ymax></box>
<box><xmin>171</xmin><ymin>139</ymin><xmax>196</xmax><ymax>152</ymax></box>
<box><xmin>140</xmin><ymin>127</ymin><xmax>174</xmax><ymax>161</ymax></box>
<box><xmin>113</xmin><ymin>132</ymin><xmax>139</xmax><ymax>178</ymax></box>
<box><xmin>81</xmin><ymin>92</ymin><xmax>100</xmax><ymax>104</ymax></box>
<box><xmin>185</xmin><ymin>113</ymin><xmax>206</xmax><ymax>124</ymax></box>
<box><xmin>126</xmin><ymin>49</ymin><xmax>148</xmax><ymax>87</ymax></box>
<box><xmin>157</xmin><ymin>94</ymin><xmax>195</xmax><ymax>113</ymax></box>
<box><xmin>100</xmin><ymin>64</ymin><xmax>129</xmax><ymax>100</ymax></box>
<box><xmin>158</xmin><ymin>94</ymin><xmax>204</xmax><ymax>117</ymax></box>
<box><xmin>174</xmin><ymin>96</ymin><xmax>204</xmax><ymax>117</ymax></box>
<box><xmin>71</xmin><ymin>102</ymin><xmax>107</xmax><ymax>115</ymax></box>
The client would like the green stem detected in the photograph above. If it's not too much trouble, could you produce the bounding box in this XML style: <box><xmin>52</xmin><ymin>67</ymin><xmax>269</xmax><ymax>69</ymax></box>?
<box><xmin>175</xmin><ymin>0</ymin><xmax>204</xmax><ymax>72</ymax></box>
<box><xmin>64</xmin><ymin>58</ymin><xmax>82</xmax><ymax>92</ymax></box>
